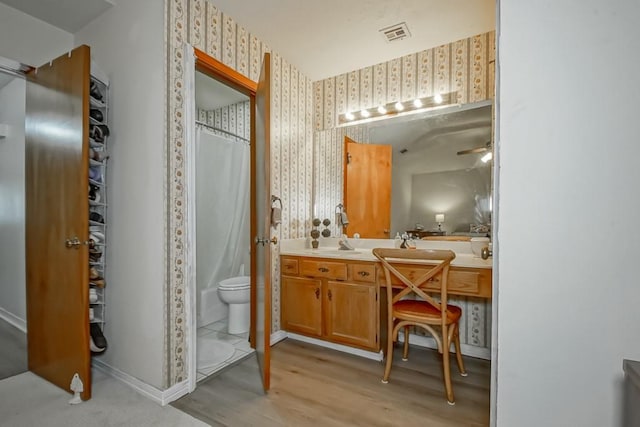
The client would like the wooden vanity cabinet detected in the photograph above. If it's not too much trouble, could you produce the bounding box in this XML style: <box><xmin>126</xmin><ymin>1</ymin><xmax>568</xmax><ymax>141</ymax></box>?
<box><xmin>281</xmin><ymin>276</ymin><xmax>322</xmax><ymax>337</ymax></box>
<box><xmin>281</xmin><ymin>256</ymin><xmax>380</xmax><ymax>351</ymax></box>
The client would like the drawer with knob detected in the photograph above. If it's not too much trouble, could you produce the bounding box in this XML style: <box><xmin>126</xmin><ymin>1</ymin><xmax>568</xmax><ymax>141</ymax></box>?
<box><xmin>300</xmin><ymin>259</ymin><xmax>347</xmax><ymax>280</ymax></box>
<box><xmin>348</xmin><ymin>263</ymin><xmax>376</xmax><ymax>283</ymax></box>
<box><xmin>281</xmin><ymin>257</ymin><xmax>299</xmax><ymax>276</ymax></box>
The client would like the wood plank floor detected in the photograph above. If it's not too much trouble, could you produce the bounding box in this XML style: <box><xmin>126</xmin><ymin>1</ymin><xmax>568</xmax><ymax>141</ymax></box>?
<box><xmin>172</xmin><ymin>339</ymin><xmax>490</xmax><ymax>426</ymax></box>
<box><xmin>0</xmin><ymin>319</ymin><xmax>28</xmax><ymax>380</ymax></box>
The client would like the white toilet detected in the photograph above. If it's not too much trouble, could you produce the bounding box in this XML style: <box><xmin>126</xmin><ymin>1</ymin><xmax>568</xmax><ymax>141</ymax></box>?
<box><xmin>217</xmin><ymin>276</ymin><xmax>251</xmax><ymax>334</ymax></box>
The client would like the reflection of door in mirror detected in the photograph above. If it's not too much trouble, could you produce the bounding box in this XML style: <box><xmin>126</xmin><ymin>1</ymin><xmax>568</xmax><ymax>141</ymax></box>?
<box><xmin>343</xmin><ymin>136</ymin><xmax>392</xmax><ymax>238</ymax></box>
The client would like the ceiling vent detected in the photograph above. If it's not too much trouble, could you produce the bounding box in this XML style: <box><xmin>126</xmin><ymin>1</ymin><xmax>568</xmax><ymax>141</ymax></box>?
<box><xmin>379</xmin><ymin>22</ymin><xmax>411</xmax><ymax>42</ymax></box>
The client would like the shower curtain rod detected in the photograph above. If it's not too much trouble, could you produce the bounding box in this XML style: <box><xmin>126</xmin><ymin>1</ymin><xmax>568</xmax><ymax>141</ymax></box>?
<box><xmin>195</xmin><ymin>120</ymin><xmax>250</xmax><ymax>143</ymax></box>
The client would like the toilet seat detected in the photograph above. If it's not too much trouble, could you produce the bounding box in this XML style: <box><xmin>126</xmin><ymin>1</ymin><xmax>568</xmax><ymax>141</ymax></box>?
<box><xmin>218</xmin><ymin>276</ymin><xmax>250</xmax><ymax>291</ymax></box>
<box><xmin>219</xmin><ymin>284</ymin><xmax>250</xmax><ymax>291</ymax></box>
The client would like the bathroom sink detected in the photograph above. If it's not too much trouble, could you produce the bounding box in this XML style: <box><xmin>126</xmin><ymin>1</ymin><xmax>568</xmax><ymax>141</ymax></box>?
<box><xmin>303</xmin><ymin>250</ymin><xmax>363</xmax><ymax>256</ymax></box>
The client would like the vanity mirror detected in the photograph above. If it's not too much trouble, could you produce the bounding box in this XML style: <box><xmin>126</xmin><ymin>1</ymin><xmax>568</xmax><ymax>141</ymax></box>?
<box><xmin>313</xmin><ymin>100</ymin><xmax>493</xmax><ymax>239</ymax></box>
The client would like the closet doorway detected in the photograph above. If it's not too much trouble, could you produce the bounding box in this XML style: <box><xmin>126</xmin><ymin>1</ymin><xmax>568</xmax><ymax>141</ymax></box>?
<box><xmin>185</xmin><ymin>47</ymin><xmax>272</xmax><ymax>392</ymax></box>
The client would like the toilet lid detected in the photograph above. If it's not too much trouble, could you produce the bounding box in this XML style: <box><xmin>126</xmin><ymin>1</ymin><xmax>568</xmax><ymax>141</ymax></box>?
<box><xmin>219</xmin><ymin>276</ymin><xmax>251</xmax><ymax>290</ymax></box>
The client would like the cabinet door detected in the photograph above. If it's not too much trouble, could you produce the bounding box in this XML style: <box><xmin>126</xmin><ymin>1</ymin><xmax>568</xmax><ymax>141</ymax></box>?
<box><xmin>325</xmin><ymin>281</ymin><xmax>378</xmax><ymax>350</ymax></box>
<box><xmin>281</xmin><ymin>276</ymin><xmax>322</xmax><ymax>337</ymax></box>
<box><xmin>25</xmin><ymin>45</ymin><xmax>92</xmax><ymax>400</ymax></box>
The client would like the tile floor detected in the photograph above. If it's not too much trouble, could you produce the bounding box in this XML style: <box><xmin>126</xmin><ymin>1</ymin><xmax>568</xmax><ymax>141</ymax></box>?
<box><xmin>196</xmin><ymin>319</ymin><xmax>254</xmax><ymax>382</ymax></box>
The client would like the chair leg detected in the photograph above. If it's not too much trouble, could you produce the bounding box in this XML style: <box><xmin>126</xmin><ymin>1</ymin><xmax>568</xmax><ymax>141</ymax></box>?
<box><xmin>402</xmin><ymin>326</ymin><xmax>409</xmax><ymax>361</ymax></box>
<box><xmin>382</xmin><ymin>324</ymin><xmax>396</xmax><ymax>383</ymax></box>
<box><xmin>453</xmin><ymin>323</ymin><xmax>467</xmax><ymax>377</ymax></box>
<box><xmin>442</xmin><ymin>325</ymin><xmax>455</xmax><ymax>405</ymax></box>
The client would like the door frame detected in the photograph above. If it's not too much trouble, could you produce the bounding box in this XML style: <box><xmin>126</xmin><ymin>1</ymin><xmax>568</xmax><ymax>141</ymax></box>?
<box><xmin>183</xmin><ymin>45</ymin><xmax>258</xmax><ymax>393</ymax></box>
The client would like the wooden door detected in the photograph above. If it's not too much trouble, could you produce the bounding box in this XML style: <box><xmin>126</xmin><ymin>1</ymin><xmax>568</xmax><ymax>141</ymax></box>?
<box><xmin>25</xmin><ymin>45</ymin><xmax>92</xmax><ymax>400</ymax></box>
<box><xmin>344</xmin><ymin>137</ymin><xmax>392</xmax><ymax>238</ymax></box>
<box><xmin>281</xmin><ymin>277</ymin><xmax>323</xmax><ymax>337</ymax></box>
<box><xmin>325</xmin><ymin>281</ymin><xmax>378</xmax><ymax>350</ymax></box>
<box><xmin>253</xmin><ymin>52</ymin><xmax>272</xmax><ymax>391</ymax></box>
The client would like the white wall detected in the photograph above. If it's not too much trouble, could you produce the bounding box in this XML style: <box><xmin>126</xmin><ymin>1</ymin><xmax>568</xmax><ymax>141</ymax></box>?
<box><xmin>0</xmin><ymin>2</ymin><xmax>73</xmax><ymax>330</ymax></box>
<box><xmin>0</xmin><ymin>2</ymin><xmax>73</xmax><ymax>67</ymax></box>
<box><xmin>74</xmin><ymin>0</ymin><xmax>166</xmax><ymax>389</ymax></box>
<box><xmin>496</xmin><ymin>1</ymin><xmax>640</xmax><ymax>425</ymax></box>
<box><xmin>0</xmin><ymin>77</ymin><xmax>26</xmax><ymax>326</ymax></box>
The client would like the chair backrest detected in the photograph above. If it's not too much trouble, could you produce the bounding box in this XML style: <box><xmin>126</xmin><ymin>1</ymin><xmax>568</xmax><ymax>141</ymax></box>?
<box><xmin>373</xmin><ymin>248</ymin><xmax>456</xmax><ymax>323</ymax></box>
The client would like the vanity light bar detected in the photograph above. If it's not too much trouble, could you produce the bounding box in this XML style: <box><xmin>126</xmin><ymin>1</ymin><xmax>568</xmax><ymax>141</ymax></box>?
<box><xmin>338</xmin><ymin>91</ymin><xmax>457</xmax><ymax>126</ymax></box>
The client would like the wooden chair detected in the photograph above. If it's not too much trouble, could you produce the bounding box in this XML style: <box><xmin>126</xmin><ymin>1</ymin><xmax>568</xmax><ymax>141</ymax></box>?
<box><xmin>373</xmin><ymin>248</ymin><xmax>467</xmax><ymax>405</ymax></box>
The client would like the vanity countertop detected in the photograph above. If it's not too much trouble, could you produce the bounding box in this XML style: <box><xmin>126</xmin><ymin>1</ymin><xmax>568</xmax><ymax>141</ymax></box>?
<box><xmin>279</xmin><ymin>238</ymin><xmax>492</xmax><ymax>269</ymax></box>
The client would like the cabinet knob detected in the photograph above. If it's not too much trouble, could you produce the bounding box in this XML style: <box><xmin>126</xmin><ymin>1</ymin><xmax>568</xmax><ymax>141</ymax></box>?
<box><xmin>318</xmin><ymin>267</ymin><xmax>329</xmax><ymax>273</ymax></box>
<box><xmin>315</xmin><ymin>288</ymin><xmax>320</xmax><ymax>299</ymax></box>
<box><xmin>328</xmin><ymin>289</ymin><xmax>332</xmax><ymax>301</ymax></box>
<box><xmin>358</xmin><ymin>271</ymin><xmax>370</xmax><ymax>277</ymax></box>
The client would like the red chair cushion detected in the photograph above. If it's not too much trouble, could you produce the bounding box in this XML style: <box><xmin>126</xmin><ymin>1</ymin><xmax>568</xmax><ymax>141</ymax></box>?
<box><xmin>393</xmin><ymin>299</ymin><xmax>462</xmax><ymax>324</ymax></box>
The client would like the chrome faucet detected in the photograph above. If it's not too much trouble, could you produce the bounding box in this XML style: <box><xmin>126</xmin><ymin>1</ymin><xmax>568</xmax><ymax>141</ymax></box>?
<box><xmin>338</xmin><ymin>234</ymin><xmax>355</xmax><ymax>250</ymax></box>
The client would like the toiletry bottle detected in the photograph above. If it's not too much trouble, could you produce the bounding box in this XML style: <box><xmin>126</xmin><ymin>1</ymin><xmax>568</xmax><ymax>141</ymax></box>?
<box><xmin>394</xmin><ymin>232</ymin><xmax>402</xmax><ymax>248</ymax></box>
<box><xmin>400</xmin><ymin>233</ymin><xmax>408</xmax><ymax>249</ymax></box>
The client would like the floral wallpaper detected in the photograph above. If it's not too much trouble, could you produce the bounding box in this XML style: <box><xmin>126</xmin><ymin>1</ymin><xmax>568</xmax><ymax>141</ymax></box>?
<box><xmin>167</xmin><ymin>0</ymin><xmax>313</xmax><ymax>385</ymax></box>
<box><xmin>167</xmin><ymin>0</ymin><xmax>495</xmax><ymax>385</ymax></box>
<box><xmin>313</xmin><ymin>31</ymin><xmax>495</xmax><ymax>131</ymax></box>
<box><xmin>313</xmin><ymin>32</ymin><xmax>496</xmax><ymax>353</ymax></box>
<box><xmin>197</xmin><ymin>101</ymin><xmax>251</xmax><ymax>143</ymax></box>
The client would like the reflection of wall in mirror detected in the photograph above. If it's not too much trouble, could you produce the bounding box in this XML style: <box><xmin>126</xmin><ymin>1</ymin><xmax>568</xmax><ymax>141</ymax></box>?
<box><xmin>396</xmin><ymin>168</ymin><xmax>491</xmax><ymax>236</ymax></box>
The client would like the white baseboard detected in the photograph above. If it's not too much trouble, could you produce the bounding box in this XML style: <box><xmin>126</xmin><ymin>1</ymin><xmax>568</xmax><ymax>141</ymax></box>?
<box><xmin>270</xmin><ymin>330</ymin><xmax>287</xmax><ymax>346</ymax></box>
<box><xmin>286</xmin><ymin>332</ymin><xmax>384</xmax><ymax>361</ymax></box>
<box><xmin>0</xmin><ymin>307</ymin><xmax>26</xmax><ymax>333</ymax></box>
<box><xmin>398</xmin><ymin>333</ymin><xmax>491</xmax><ymax>360</ymax></box>
<box><xmin>92</xmin><ymin>359</ymin><xmax>189</xmax><ymax>406</ymax></box>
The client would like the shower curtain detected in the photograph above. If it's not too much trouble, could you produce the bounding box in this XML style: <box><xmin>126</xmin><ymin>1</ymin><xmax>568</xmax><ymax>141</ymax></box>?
<box><xmin>195</xmin><ymin>127</ymin><xmax>250</xmax><ymax>297</ymax></box>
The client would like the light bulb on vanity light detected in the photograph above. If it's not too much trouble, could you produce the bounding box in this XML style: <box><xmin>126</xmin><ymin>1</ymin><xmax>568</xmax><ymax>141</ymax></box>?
<box><xmin>433</xmin><ymin>93</ymin><xmax>443</xmax><ymax>104</ymax></box>
<box><xmin>360</xmin><ymin>109</ymin><xmax>370</xmax><ymax>118</ymax></box>
<box><xmin>377</xmin><ymin>105</ymin><xmax>387</xmax><ymax>114</ymax></box>
<box><xmin>345</xmin><ymin>112</ymin><xmax>355</xmax><ymax>121</ymax></box>
<box><xmin>413</xmin><ymin>98</ymin><xmax>423</xmax><ymax>108</ymax></box>
<box><xmin>395</xmin><ymin>101</ymin><xmax>404</xmax><ymax>111</ymax></box>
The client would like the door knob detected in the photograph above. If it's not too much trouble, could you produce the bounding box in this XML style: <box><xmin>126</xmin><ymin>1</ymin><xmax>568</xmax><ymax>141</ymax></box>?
<box><xmin>270</xmin><ymin>236</ymin><xmax>278</xmax><ymax>245</ymax></box>
<box><xmin>65</xmin><ymin>237</ymin><xmax>81</xmax><ymax>249</ymax></box>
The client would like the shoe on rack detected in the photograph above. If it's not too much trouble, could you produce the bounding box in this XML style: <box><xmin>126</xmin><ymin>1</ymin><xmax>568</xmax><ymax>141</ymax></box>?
<box><xmin>90</xmin><ymin>278</ymin><xmax>106</xmax><ymax>288</ymax></box>
<box><xmin>89</xmin><ymin>212</ymin><xmax>104</xmax><ymax>223</ymax></box>
<box><xmin>90</xmin><ymin>81</ymin><xmax>103</xmax><ymax>101</ymax></box>
<box><xmin>89</xmin><ymin>148</ymin><xmax>107</xmax><ymax>162</ymax></box>
<box><xmin>89</xmin><ymin>167</ymin><xmax>102</xmax><ymax>183</ymax></box>
<box><xmin>89</xmin><ymin>250</ymin><xmax>102</xmax><ymax>262</ymax></box>
<box><xmin>90</xmin><ymin>323</ymin><xmax>107</xmax><ymax>352</ymax></box>
<box><xmin>90</xmin><ymin>108</ymin><xmax>104</xmax><ymax>122</ymax></box>
<box><xmin>90</xmin><ymin>124</ymin><xmax>110</xmax><ymax>143</ymax></box>
<box><xmin>89</xmin><ymin>267</ymin><xmax>100</xmax><ymax>280</ymax></box>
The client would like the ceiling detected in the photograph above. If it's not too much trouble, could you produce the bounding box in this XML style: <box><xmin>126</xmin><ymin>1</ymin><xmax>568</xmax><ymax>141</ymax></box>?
<box><xmin>195</xmin><ymin>71</ymin><xmax>249</xmax><ymax>111</ymax></box>
<box><xmin>211</xmin><ymin>0</ymin><xmax>495</xmax><ymax>80</ymax></box>
<box><xmin>0</xmin><ymin>0</ymin><xmax>494</xmax><ymax>81</ymax></box>
<box><xmin>0</xmin><ymin>0</ymin><xmax>113</xmax><ymax>33</ymax></box>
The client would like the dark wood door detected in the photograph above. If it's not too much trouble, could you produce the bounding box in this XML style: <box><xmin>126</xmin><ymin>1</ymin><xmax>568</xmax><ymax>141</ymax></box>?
<box><xmin>344</xmin><ymin>137</ymin><xmax>392</xmax><ymax>238</ymax></box>
<box><xmin>253</xmin><ymin>52</ymin><xmax>272</xmax><ymax>391</ymax></box>
<box><xmin>25</xmin><ymin>45</ymin><xmax>92</xmax><ymax>400</ymax></box>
